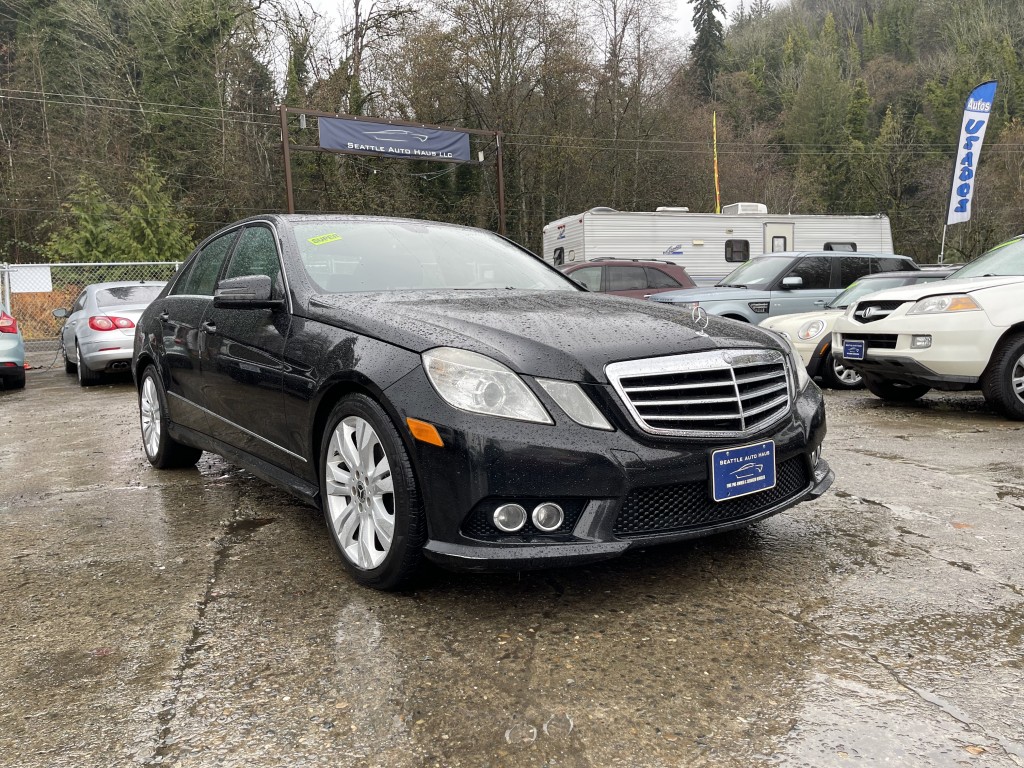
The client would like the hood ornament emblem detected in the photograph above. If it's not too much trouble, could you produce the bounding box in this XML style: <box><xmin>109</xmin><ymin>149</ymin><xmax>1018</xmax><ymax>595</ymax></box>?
<box><xmin>691</xmin><ymin>305</ymin><xmax>710</xmax><ymax>334</ymax></box>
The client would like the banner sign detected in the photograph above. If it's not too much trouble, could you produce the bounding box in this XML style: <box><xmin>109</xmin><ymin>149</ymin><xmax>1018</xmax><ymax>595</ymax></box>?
<box><xmin>319</xmin><ymin>117</ymin><xmax>472</xmax><ymax>164</ymax></box>
<box><xmin>946</xmin><ymin>81</ymin><xmax>998</xmax><ymax>225</ymax></box>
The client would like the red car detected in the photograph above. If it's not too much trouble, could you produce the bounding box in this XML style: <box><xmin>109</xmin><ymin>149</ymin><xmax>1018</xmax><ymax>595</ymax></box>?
<box><xmin>558</xmin><ymin>259</ymin><xmax>696</xmax><ymax>299</ymax></box>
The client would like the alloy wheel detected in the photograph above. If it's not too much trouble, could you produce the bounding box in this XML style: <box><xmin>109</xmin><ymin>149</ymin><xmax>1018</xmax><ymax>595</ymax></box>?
<box><xmin>832</xmin><ymin>358</ymin><xmax>862</xmax><ymax>387</ymax></box>
<box><xmin>324</xmin><ymin>416</ymin><xmax>396</xmax><ymax>570</ymax></box>
<box><xmin>140</xmin><ymin>376</ymin><xmax>162</xmax><ymax>459</ymax></box>
<box><xmin>1012</xmin><ymin>351</ymin><xmax>1024</xmax><ymax>405</ymax></box>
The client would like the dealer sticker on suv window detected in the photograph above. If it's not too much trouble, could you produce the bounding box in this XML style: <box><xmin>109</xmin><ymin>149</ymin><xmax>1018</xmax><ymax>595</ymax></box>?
<box><xmin>711</xmin><ymin>441</ymin><xmax>776</xmax><ymax>502</ymax></box>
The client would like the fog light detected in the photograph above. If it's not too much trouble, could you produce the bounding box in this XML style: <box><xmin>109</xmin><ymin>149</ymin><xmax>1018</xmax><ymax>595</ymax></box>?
<box><xmin>911</xmin><ymin>335</ymin><xmax>932</xmax><ymax>349</ymax></box>
<box><xmin>532</xmin><ymin>502</ymin><xmax>564</xmax><ymax>532</ymax></box>
<box><xmin>810</xmin><ymin>445</ymin><xmax>821</xmax><ymax>467</ymax></box>
<box><xmin>493</xmin><ymin>504</ymin><xmax>527</xmax><ymax>533</ymax></box>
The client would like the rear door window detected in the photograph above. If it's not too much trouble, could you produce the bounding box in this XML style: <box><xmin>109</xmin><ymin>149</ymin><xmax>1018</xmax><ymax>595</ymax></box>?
<box><xmin>173</xmin><ymin>231</ymin><xmax>238</xmax><ymax>296</ymax></box>
<box><xmin>646</xmin><ymin>268</ymin><xmax>681</xmax><ymax>288</ymax></box>
<box><xmin>606</xmin><ymin>266</ymin><xmax>647</xmax><ymax>291</ymax></box>
<box><xmin>873</xmin><ymin>257</ymin><xmax>916</xmax><ymax>273</ymax></box>
<box><xmin>838</xmin><ymin>257</ymin><xmax>873</xmax><ymax>286</ymax></box>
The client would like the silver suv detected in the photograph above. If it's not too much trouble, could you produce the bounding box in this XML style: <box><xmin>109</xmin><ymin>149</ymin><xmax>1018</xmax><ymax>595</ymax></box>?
<box><xmin>650</xmin><ymin>251</ymin><xmax>918</xmax><ymax>323</ymax></box>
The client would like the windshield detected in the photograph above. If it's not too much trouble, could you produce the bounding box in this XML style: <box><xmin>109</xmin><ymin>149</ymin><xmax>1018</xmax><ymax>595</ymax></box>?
<box><xmin>292</xmin><ymin>220</ymin><xmax>577</xmax><ymax>293</ymax></box>
<box><xmin>96</xmin><ymin>285</ymin><xmax>165</xmax><ymax>307</ymax></box>
<box><xmin>717</xmin><ymin>256</ymin><xmax>795</xmax><ymax>287</ymax></box>
<box><xmin>953</xmin><ymin>236</ymin><xmax>1024</xmax><ymax>279</ymax></box>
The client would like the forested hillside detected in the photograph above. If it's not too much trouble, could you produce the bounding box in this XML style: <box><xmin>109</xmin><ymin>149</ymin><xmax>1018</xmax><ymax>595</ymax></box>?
<box><xmin>1</xmin><ymin>0</ymin><xmax>1022</xmax><ymax>263</ymax></box>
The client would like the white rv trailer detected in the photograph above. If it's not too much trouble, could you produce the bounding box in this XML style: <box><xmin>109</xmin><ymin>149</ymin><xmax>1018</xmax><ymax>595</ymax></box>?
<box><xmin>542</xmin><ymin>203</ymin><xmax>894</xmax><ymax>285</ymax></box>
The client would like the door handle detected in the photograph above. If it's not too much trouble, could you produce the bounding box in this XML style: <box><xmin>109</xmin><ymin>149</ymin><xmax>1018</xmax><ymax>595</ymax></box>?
<box><xmin>813</xmin><ymin>300</ymin><xmax>826</xmax><ymax>306</ymax></box>
<box><xmin>202</xmin><ymin>321</ymin><xmax>217</xmax><ymax>332</ymax></box>
<box><xmin>159</xmin><ymin>311</ymin><xmax>169</xmax><ymax>321</ymax></box>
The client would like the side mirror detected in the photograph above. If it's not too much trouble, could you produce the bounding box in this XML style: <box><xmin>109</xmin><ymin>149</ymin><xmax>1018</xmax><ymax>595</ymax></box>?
<box><xmin>781</xmin><ymin>276</ymin><xmax>804</xmax><ymax>290</ymax></box>
<box><xmin>214</xmin><ymin>275</ymin><xmax>283</xmax><ymax>309</ymax></box>
<box><xmin>570</xmin><ymin>277</ymin><xmax>590</xmax><ymax>290</ymax></box>
<box><xmin>52</xmin><ymin>308</ymin><xmax>68</xmax><ymax>319</ymax></box>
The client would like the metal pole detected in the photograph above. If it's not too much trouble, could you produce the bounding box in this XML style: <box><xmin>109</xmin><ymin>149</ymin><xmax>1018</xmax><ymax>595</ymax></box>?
<box><xmin>279</xmin><ymin>104</ymin><xmax>295</xmax><ymax>214</ymax></box>
<box><xmin>2</xmin><ymin>263</ymin><xmax>10</xmax><ymax>313</ymax></box>
<box><xmin>939</xmin><ymin>224</ymin><xmax>947</xmax><ymax>264</ymax></box>
<box><xmin>495</xmin><ymin>131</ymin><xmax>506</xmax><ymax>236</ymax></box>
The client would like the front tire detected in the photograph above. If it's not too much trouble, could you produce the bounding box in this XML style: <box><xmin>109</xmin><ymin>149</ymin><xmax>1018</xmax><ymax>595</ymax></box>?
<box><xmin>981</xmin><ymin>334</ymin><xmax>1024</xmax><ymax>420</ymax></box>
<box><xmin>76</xmin><ymin>342</ymin><xmax>101</xmax><ymax>387</ymax></box>
<box><xmin>62</xmin><ymin>341</ymin><xmax>76</xmax><ymax>374</ymax></box>
<box><xmin>822</xmin><ymin>352</ymin><xmax>863</xmax><ymax>390</ymax></box>
<box><xmin>320</xmin><ymin>394</ymin><xmax>424</xmax><ymax>590</ymax></box>
<box><xmin>139</xmin><ymin>365</ymin><xmax>202</xmax><ymax>468</ymax></box>
<box><xmin>864</xmin><ymin>377</ymin><xmax>930</xmax><ymax>403</ymax></box>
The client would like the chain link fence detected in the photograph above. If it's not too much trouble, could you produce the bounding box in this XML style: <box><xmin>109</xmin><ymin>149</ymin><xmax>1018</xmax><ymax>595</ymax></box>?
<box><xmin>0</xmin><ymin>262</ymin><xmax>181</xmax><ymax>348</ymax></box>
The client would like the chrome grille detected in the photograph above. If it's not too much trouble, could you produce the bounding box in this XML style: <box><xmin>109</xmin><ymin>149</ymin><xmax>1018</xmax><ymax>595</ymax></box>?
<box><xmin>852</xmin><ymin>300</ymin><xmax>906</xmax><ymax>324</ymax></box>
<box><xmin>606</xmin><ymin>349</ymin><xmax>792</xmax><ymax>438</ymax></box>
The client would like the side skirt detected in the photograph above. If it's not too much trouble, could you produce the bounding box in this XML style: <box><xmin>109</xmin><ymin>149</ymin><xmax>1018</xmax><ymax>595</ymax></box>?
<box><xmin>167</xmin><ymin>422</ymin><xmax>321</xmax><ymax>506</ymax></box>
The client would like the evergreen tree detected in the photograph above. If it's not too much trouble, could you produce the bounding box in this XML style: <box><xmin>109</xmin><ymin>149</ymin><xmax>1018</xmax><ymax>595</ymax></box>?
<box><xmin>690</xmin><ymin>0</ymin><xmax>725</xmax><ymax>98</ymax></box>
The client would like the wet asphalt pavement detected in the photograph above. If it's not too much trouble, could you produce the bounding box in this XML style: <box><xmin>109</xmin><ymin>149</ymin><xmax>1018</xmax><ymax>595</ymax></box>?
<box><xmin>1</xmin><ymin>359</ymin><xmax>1022</xmax><ymax>767</ymax></box>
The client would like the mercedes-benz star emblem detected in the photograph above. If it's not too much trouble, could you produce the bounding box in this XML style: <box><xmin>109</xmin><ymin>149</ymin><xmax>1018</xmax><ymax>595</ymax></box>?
<box><xmin>691</xmin><ymin>305</ymin><xmax>710</xmax><ymax>330</ymax></box>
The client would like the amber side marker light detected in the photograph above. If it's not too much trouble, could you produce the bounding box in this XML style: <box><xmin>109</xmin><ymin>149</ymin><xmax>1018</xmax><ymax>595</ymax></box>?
<box><xmin>406</xmin><ymin>418</ymin><xmax>444</xmax><ymax>447</ymax></box>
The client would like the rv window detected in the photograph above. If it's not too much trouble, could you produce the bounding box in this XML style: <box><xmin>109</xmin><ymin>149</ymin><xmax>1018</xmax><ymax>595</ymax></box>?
<box><xmin>553</xmin><ymin>247</ymin><xmax>565</xmax><ymax>266</ymax></box>
<box><xmin>771</xmin><ymin>236</ymin><xmax>788</xmax><ymax>252</ymax></box>
<box><xmin>839</xmin><ymin>257</ymin><xmax>873</xmax><ymax>286</ymax></box>
<box><xmin>570</xmin><ymin>266</ymin><xmax>602</xmax><ymax>291</ymax></box>
<box><xmin>824</xmin><ymin>242</ymin><xmax>857</xmax><ymax>252</ymax></box>
<box><xmin>725</xmin><ymin>239</ymin><xmax>750</xmax><ymax>263</ymax></box>
<box><xmin>606</xmin><ymin>266</ymin><xmax>647</xmax><ymax>291</ymax></box>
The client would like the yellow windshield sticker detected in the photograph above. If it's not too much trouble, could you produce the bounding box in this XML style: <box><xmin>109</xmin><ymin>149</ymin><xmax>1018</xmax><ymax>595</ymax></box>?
<box><xmin>985</xmin><ymin>236</ymin><xmax>1022</xmax><ymax>254</ymax></box>
<box><xmin>308</xmin><ymin>233</ymin><xmax>342</xmax><ymax>246</ymax></box>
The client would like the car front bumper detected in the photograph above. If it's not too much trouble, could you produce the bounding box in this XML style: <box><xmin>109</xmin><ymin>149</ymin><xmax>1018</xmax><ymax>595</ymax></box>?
<box><xmin>384</xmin><ymin>369</ymin><xmax>832</xmax><ymax>571</ymax></box>
<box><xmin>833</xmin><ymin>311</ymin><xmax>1000</xmax><ymax>389</ymax></box>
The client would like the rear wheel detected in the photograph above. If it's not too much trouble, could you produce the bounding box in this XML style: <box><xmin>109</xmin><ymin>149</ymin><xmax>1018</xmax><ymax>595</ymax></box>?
<box><xmin>76</xmin><ymin>342</ymin><xmax>101</xmax><ymax>387</ymax></box>
<box><xmin>981</xmin><ymin>334</ymin><xmax>1024</xmax><ymax>420</ymax></box>
<box><xmin>864</xmin><ymin>377</ymin><xmax>930</xmax><ymax>403</ymax></box>
<box><xmin>320</xmin><ymin>394</ymin><xmax>424</xmax><ymax>590</ymax></box>
<box><xmin>139</xmin><ymin>365</ymin><xmax>202</xmax><ymax>468</ymax></box>
<box><xmin>822</xmin><ymin>352</ymin><xmax>863</xmax><ymax>390</ymax></box>
<box><xmin>5</xmin><ymin>369</ymin><xmax>25</xmax><ymax>390</ymax></box>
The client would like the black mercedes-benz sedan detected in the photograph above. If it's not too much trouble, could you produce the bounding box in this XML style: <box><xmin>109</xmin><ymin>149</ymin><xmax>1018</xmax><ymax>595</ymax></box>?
<box><xmin>133</xmin><ymin>215</ymin><xmax>833</xmax><ymax>589</ymax></box>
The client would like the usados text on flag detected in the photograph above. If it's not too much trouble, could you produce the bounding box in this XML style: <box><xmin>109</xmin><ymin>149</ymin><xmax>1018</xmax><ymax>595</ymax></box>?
<box><xmin>947</xmin><ymin>81</ymin><xmax>998</xmax><ymax>225</ymax></box>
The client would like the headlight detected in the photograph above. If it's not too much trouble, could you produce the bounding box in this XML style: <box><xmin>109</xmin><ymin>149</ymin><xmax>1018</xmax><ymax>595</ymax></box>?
<box><xmin>780</xmin><ymin>336</ymin><xmax>811</xmax><ymax>392</ymax></box>
<box><xmin>422</xmin><ymin>347</ymin><xmax>552</xmax><ymax>424</ymax></box>
<box><xmin>907</xmin><ymin>294</ymin><xmax>980</xmax><ymax>314</ymax></box>
<box><xmin>797</xmin><ymin>319</ymin><xmax>826</xmax><ymax>340</ymax></box>
<box><xmin>536</xmin><ymin>379</ymin><xmax>613</xmax><ymax>431</ymax></box>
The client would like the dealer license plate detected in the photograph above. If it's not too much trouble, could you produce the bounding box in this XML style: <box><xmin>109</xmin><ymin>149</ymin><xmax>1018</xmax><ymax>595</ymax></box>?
<box><xmin>711</xmin><ymin>440</ymin><xmax>776</xmax><ymax>502</ymax></box>
<box><xmin>843</xmin><ymin>339</ymin><xmax>865</xmax><ymax>360</ymax></box>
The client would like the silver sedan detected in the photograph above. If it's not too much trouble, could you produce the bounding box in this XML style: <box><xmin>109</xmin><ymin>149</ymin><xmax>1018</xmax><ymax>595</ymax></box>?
<box><xmin>54</xmin><ymin>281</ymin><xmax>166</xmax><ymax>386</ymax></box>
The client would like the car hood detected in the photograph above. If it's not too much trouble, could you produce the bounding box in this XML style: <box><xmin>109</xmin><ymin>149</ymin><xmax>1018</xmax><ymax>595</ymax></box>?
<box><xmin>305</xmin><ymin>290</ymin><xmax>785</xmax><ymax>383</ymax></box>
<box><xmin>761</xmin><ymin>309</ymin><xmax>845</xmax><ymax>333</ymax></box>
<box><xmin>851</xmin><ymin>275</ymin><xmax>1024</xmax><ymax>303</ymax></box>
<box><xmin>651</xmin><ymin>286</ymin><xmax>771</xmax><ymax>303</ymax></box>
